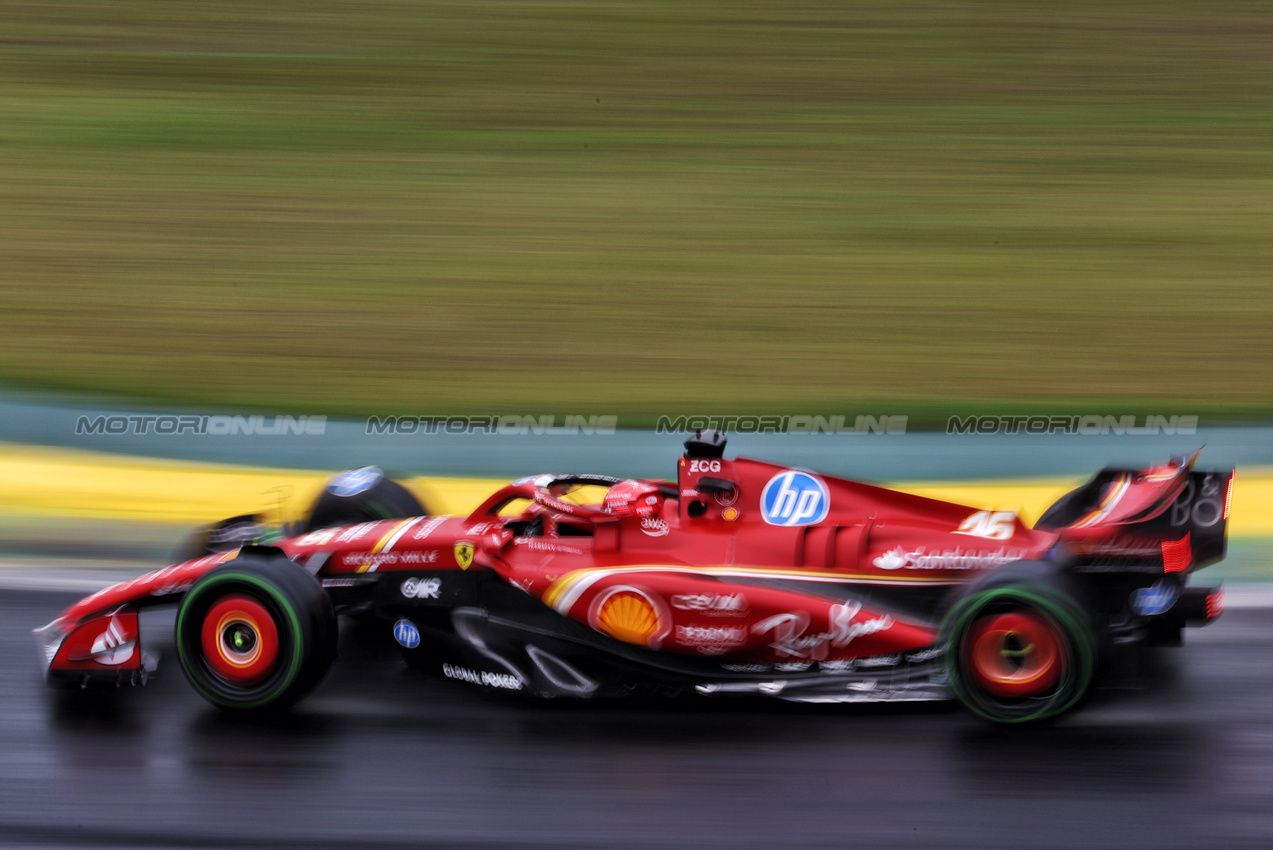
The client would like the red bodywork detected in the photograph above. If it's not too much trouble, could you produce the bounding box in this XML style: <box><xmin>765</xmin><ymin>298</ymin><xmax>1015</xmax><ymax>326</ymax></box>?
<box><xmin>38</xmin><ymin>451</ymin><xmax>1225</xmax><ymax>682</ymax></box>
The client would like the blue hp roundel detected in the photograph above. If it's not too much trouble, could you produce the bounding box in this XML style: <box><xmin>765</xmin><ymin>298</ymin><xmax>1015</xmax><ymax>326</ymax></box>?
<box><xmin>1130</xmin><ymin>581</ymin><xmax>1180</xmax><ymax>617</ymax></box>
<box><xmin>328</xmin><ymin>466</ymin><xmax>383</xmax><ymax>497</ymax></box>
<box><xmin>393</xmin><ymin>619</ymin><xmax>421</xmax><ymax>649</ymax></box>
<box><xmin>760</xmin><ymin>470</ymin><xmax>830</xmax><ymax>526</ymax></box>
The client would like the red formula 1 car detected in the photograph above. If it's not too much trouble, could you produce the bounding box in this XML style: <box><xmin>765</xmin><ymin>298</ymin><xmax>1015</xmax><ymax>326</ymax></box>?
<box><xmin>35</xmin><ymin>431</ymin><xmax>1233</xmax><ymax>723</ymax></box>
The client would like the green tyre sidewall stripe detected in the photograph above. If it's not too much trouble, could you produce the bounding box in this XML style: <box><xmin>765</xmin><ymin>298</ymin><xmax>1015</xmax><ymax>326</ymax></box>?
<box><xmin>366</xmin><ymin>498</ymin><xmax>393</xmax><ymax>518</ymax></box>
<box><xmin>942</xmin><ymin>585</ymin><xmax>1096</xmax><ymax>724</ymax></box>
<box><xmin>176</xmin><ymin>571</ymin><xmax>305</xmax><ymax>710</ymax></box>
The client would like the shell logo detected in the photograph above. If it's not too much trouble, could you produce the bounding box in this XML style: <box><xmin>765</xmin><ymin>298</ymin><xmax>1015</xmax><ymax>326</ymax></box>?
<box><xmin>591</xmin><ymin>587</ymin><xmax>664</xmax><ymax>647</ymax></box>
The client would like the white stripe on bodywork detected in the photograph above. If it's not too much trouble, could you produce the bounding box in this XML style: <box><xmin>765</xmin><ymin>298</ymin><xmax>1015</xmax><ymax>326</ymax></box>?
<box><xmin>1073</xmin><ymin>475</ymin><xmax>1131</xmax><ymax>528</ymax></box>
<box><xmin>548</xmin><ymin>565</ymin><xmax>963</xmax><ymax>615</ymax></box>
<box><xmin>381</xmin><ymin>517</ymin><xmax>424</xmax><ymax>553</ymax></box>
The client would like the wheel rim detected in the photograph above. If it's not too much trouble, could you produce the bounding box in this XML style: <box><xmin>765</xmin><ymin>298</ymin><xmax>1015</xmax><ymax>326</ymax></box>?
<box><xmin>201</xmin><ymin>594</ymin><xmax>280</xmax><ymax>684</ymax></box>
<box><xmin>964</xmin><ymin>611</ymin><xmax>1065</xmax><ymax>698</ymax></box>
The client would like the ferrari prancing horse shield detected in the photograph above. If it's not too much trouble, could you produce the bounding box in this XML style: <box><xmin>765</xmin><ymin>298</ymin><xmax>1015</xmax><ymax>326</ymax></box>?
<box><xmin>454</xmin><ymin>541</ymin><xmax>475</xmax><ymax>570</ymax></box>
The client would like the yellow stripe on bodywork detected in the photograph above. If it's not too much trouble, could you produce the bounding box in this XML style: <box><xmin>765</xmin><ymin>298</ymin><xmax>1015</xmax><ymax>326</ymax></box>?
<box><xmin>543</xmin><ymin>563</ymin><xmax>968</xmax><ymax>615</ymax></box>
<box><xmin>356</xmin><ymin>517</ymin><xmax>420</xmax><ymax>573</ymax></box>
<box><xmin>1071</xmin><ymin>474</ymin><xmax>1131</xmax><ymax>529</ymax></box>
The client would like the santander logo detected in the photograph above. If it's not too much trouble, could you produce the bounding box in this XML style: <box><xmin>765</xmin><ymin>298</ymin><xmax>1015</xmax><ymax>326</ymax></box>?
<box><xmin>89</xmin><ymin>615</ymin><xmax>135</xmax><ymax>666</ymax></box>
<box><xmin>873</xmin><ymin>546</ymin><xmax>1024</xmax><ymax>571</ymax></box>
<box><xmin>873</xmin><ymin>549</ymin><xmax>909</xmax><ymax>570</ymax></box>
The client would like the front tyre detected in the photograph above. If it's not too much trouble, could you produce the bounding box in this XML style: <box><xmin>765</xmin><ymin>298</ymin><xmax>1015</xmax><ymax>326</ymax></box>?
<box><xmin>176</xmin><ymin>553</ymin><xmax>337</xmax><ymax>712</ymax></box>
<box><xmin>942</xmin><ymin>584</ymin><xmax>1096</xmax><ymax>724</ymax></box>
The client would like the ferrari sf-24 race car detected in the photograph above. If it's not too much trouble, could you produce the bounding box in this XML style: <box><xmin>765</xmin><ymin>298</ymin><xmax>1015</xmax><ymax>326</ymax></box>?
<box><xmin>35</xmin><ymin>431</ymin><xmax>1233</xmax><ymax>723</ymax></box>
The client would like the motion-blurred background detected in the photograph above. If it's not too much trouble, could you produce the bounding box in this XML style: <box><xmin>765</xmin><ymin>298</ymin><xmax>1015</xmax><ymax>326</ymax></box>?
<box><xmin>2</xmin><ymin>1</ymin><xmax>1270</xmax><ymax>420</ymax></box>
<box><xmin>3</xmin><ymin>0</ymin><xmax>1271</xmax><ymax>566</ymax></box>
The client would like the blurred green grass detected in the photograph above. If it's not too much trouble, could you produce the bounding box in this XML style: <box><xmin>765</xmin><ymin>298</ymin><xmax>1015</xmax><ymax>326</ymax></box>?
<box><xmin>1</xmin><ymin>1</ymin><xmax>1270</xmax><ymax>424</ymax></box>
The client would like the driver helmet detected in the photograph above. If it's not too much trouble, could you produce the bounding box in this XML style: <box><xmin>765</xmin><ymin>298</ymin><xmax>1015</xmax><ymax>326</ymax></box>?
<box><xmin>603</xmin><ymin>479</ymin><xmax>664</xmax><ymax>518</ymax></box>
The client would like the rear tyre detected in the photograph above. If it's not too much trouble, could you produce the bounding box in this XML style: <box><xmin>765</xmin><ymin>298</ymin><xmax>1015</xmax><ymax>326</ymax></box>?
<box><xmin>942</xmin><ymin>579</ymin><xmax>1096</xmax><ymax>724</ymax></box>
<box><xmin>304</xmin><ymin>467</ymin><xmax>426</xmax><ymax>532</ymax></box>
<box><xmin>176</xmin><ymin>553</ymin><xmax>337</xmax><ymax>712</ymax></box>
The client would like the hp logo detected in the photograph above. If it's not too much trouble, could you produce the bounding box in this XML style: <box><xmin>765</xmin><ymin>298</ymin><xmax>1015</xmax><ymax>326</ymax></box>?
<box><xmin>760</xmin><ymin>471</ymin><xmax>829</xmax><ymax>527</ymax></box>
<box><xmin>1130</xmin><ymin>581</ymin><xmax>1180</xmax><ymax>617</ymax></box>
<box><xmin>393</xmin><ymin>619</ymin><xmax>421</xmax><ymax>649</ymax></box>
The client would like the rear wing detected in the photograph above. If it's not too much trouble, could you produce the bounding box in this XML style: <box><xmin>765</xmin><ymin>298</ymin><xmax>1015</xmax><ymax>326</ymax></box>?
<box><xmin>1036</xmin><ymin>451</ymin><xmax>1234</xmax><ymax>573</ymax></box>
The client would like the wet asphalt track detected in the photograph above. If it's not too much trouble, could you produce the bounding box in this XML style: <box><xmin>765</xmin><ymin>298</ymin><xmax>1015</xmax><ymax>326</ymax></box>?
<box><xmin>4</xmin><ymin>588</ymin><xmax>1273</xmax><ymax>850</ymax></box>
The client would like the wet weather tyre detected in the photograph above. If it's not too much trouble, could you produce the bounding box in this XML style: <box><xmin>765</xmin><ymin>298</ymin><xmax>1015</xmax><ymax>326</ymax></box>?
<box><xmin>942</xmin><ymin>583</ymin><xmax>1096</xmax><ymax>724</ymax></box>
<box><xmin>304</xmin><ymin>467</ymin><xmax>426</xmax><ymax>533</ymax></box>
<box><xmin>175</xmin><ymin>554</ymin><xmax>337</xmax><ymax>712</ymax></box>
